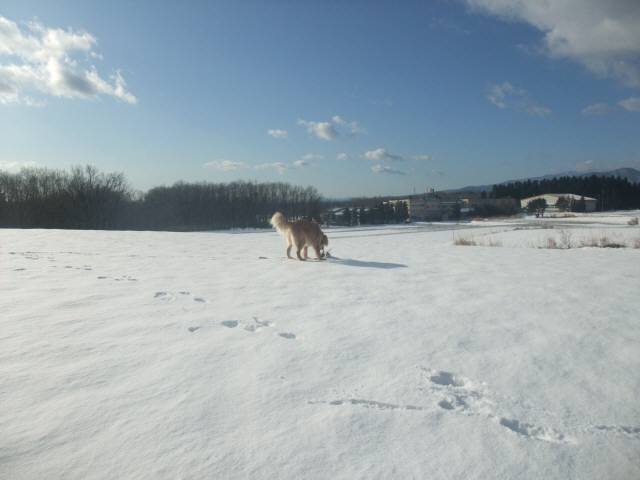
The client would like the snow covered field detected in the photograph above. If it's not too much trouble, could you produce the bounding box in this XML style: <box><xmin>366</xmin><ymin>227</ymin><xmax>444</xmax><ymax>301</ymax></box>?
<box><xmin>2</xmin><ymin>212</ymin><xmax>640</xmax><ymax>479</ymax></box>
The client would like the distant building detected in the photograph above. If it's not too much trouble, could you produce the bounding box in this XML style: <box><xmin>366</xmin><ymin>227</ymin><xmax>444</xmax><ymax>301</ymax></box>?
<box><xmin>520</xmin><ymin>194</ymin><xmax>597</xmax><ymax>212</ymax></box>
<box><xmin>407</xmin><ymin>191</ymin><xmax>519</xmax><ymax>221</ymax></box>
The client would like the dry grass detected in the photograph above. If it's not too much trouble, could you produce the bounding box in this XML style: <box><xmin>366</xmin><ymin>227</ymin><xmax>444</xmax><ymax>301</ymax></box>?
<box><xmin>541</xmin><ymin>233</ymin><xmax>628</xmax><ymax>249</ymax></box>
<box><xmin>628</xmin><ymin>217</ymin><xmax>639</xmax><ymax>226</ymax></box>
<box><xmin>454</xmin><ymin>237</ymin><xmax>477</xmax><ymax>246</ymax></box>
<box><xmin>634</xmin><ymin>238</ymin><xmax>640</xmax><ymax>249</ymax></box>
<box><xmin>580</xmin><ymin>237</ymin><xmax>599</xmax><ymax>248</ymax></box>
<box><xmin>595</xmin><ymin>237</ymin><xmax>625</xmax><ymax>248</ymax></box>
<box><xmin>454</xmin><ymin>237</ymin><xmax>502</xmax><ymax>247</ymax></box>
<box><xmin>545</xmin><ymin>237</ymin><xmax>559</xmax><ymax>249</ymax></box>
<box><xmin>559</xmin><ymin>230</ymin><xmax>573</xmax><ymax>249</ymax></box>
<box><xmin>541</xmin><ymin>230</ymin><xmax>572</xmax><ymax>249</ymax></box>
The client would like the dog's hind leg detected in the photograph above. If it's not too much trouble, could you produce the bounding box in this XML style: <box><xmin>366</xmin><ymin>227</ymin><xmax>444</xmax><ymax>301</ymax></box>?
<box><xmin>286</xmin><ymin>234</ymin><xmax>293</xmax><ymax>259</ymax></box>
<box><xmin>303</xmin><ymin>246</ymin><xmax>309</xmax><ymax>259</ymax></box>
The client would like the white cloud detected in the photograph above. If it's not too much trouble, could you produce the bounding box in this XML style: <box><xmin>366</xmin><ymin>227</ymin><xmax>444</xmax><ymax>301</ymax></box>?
<box><xmin>0</xmin><ymin>160</ymin><xmax>39</xmax><ymax>172</ymax></box>
<box><xmin>619</xmin><ymin>96</ymin><xmax>640</xmax><ymax>112</ymax></box>
<box><xmin>255</xmin><ymin>162</ymin><xmax>288</xmax><ymax>174</ymax></box>
<box><xmin>363</xmin><ymin>148</ymin><xmax>403</xmax><ymax>162</ymax></box>
<box><xmin>413</xmin><ymin>154</ymin><xmax>432</xmax><ymax>161</ymax></box>
<box><xmin>298</xmin><ymin>115</ymin><xmax>364</xmax><ymax>140</ymax></box>
<box><xmin>331</xmin><ymin>115</ymin><xmax>366</xmax><ymax>135</ymax></box>
<box><xmin>301</xmin><ymin>153</ymin><xmax>323</xmax><ymax>161</ymax></box>
<box><xmin>581</xmin><ymin>102</ymin><xmax>611</xmax><ymax>116</ymax></box>
<box><xmin>267</xmin><ymin>129</ymin><xmax>288</xmax><ymax>139</ymax></box>
<box><xmin>0</xmin><ymin>16</ymin><xmax>136</xmax><ymax>105</ymax></box>
<box><xmin>293</xmin><ymin>160</ymin><xmax>310</xmax><ymax>168</ymax></box>
<box><xmin>297</xmin><ymin>119</ymin><xmax>338</xmax><ymax>141</ymax></box>
<box><xmin>371</xmin><ymin>164</ymin><xmax>407</xmax><ymax>175</ymax></box>
<box><xmin>203</xmin><ymin>160</ymin><xmax>247</xmax><ymax>171</ymax></box>
<box><xmin>465</xmin><ymin>0</ymin><xmax>640</xmax><ymax>88</ymax></box>
<box><xmin>487</xmin><ymin>81</ymin><xmax>551</xmax><ymax>116</ymax></box>
<box><xmin>336</xmin><ymin>152</ymin><xmax>349</xmax><ymax>161</ymax></box>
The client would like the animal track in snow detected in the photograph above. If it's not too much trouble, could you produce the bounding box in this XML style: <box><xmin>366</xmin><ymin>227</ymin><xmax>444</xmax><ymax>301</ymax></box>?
<box><xmin>253</xmin><ymin>317</ymin><xmax>274</xmax><ymax>327</ymax></box>
<box><xmin>154</xmin><ymin>291</ymin><xmax>174</xmax><ymax>302</ymax></box>
<box><xmin>592</xmin><ymin>425</ymin><xmax>640</xmax><ymax>438</ymax></box>
<box><xmin>153</xmin><ymin>290</ymin><xmax>206</xmax><ymax>303</ymax></box>
<box><xmin>421</xmin><ymin>368</ymin><xmax>572</xmax><ymax>443</ymax></box>
<box><xmin>309</xmin><ymin>399</ymin><xmax>427</xmax><ymax>411</ymax></box>
<box><xmin>499</xmin><ymin>418</ymin><xmax>570</xmax><ymax>444</ymax></box>
<box><xmin>221</xmin><ymin>320</ymin><xmax>238</xmax><ymax>328</ymax></box>
<box><xmin>278</xmin><ymin>332</ymin><xmax>296</xmax><ymax>340</ymax></box>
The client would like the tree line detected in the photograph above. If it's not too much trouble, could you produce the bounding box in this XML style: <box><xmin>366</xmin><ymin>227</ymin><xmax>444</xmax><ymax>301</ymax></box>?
<box><xmin>491</xmin><ymin>175</ymin><xmax>640</xmax><ymax>210</ymax></box>
<box><xmin>0</xmin><ymin>166</ymin><xmax>321</xmax><ymax>230</ymax></box>
<box><xmin>323</xmin><ymin>201</ymin><xmax>409</xmax><ymax>226</ymax></box>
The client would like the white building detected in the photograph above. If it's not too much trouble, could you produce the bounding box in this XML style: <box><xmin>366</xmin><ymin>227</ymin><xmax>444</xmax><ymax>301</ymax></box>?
<box><xmin>521</xmin><ymin>193</ymin><xmax>597</xmax><ymax>212</ymax></box>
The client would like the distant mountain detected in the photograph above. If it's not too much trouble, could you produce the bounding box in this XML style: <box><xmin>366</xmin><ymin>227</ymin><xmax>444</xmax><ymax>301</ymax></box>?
<box><xmin>446</xmin><ymin>167</ymin><xmax>640</xmax><ymax>193</ymax></box>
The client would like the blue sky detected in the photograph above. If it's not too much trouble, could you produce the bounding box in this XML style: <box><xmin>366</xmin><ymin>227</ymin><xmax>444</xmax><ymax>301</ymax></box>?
<box><xmin>1</xmin><ymin>0</ymin><xmax>639</xmax><ymax>197</ymax></box>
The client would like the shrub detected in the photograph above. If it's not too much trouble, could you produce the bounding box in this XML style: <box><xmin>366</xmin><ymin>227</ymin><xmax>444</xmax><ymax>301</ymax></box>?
<box><xmin>545</xmin><ymin>237</ymin><xmax>559</xmax><ymax>249</ymax></box>
<box><xmin>628</xmin><ymin>217</ymin><xmax>639</xmax><ymax>226</ymax></box>
<box><xmin>598</xmin><ymin>236</ymin><xmax>625</xmax><ymax>248</ymax></box>
<box><xmin>454</xmin><ymin>237</ymin><xmax>476</xmax><ymax>246</ymax></box>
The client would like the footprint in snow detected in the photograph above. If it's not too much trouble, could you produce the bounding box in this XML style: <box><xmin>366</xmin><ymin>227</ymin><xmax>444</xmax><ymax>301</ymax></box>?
<box><xmin>221</xmin><ymin>320</ymin><xmax>238</xmax><ymax>328</ymax></box>
<box><xmin>279</xmin><ymin>332</ymin><xmax>296</xmax><ymax>340</ymax></box>
<box><xmin>422</xmin><ymin>367</ymin><xmax>572</xmax><ymax>443</ymax></box>
<box><xmin>154</xmin><ymin>291</ymin><xmax>175</xmax><ymax>302</ymax></box>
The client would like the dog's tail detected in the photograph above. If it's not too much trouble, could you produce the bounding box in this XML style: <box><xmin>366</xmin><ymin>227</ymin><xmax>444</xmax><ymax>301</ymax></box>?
<box><xmin>269</xmin><ymin>212</ymin><xmax>289</xmax><ymax>235</ymax></box>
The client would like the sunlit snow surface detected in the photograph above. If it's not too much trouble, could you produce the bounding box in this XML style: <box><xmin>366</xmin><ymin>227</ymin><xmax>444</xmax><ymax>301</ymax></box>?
<box><xmin>2</xmin><ymin>212</ymin><xmax>640</xmax><ymax>479</ymax></box>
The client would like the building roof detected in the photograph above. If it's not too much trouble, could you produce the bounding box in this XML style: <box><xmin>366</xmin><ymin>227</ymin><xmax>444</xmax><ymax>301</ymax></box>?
<box><xmin>522</xmin><ymin>193</ymin><xmax>597</xmax><ymax>202</ymax></box>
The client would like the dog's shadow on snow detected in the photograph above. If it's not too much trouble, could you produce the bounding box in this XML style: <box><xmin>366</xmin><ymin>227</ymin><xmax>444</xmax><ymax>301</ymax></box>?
<box><xmin>326</xmin><ymin>255</ymin><xmax>407</xmax><ymax>269</ymax></box>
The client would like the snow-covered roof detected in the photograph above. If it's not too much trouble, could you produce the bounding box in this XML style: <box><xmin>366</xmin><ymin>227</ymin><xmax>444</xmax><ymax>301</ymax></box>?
<box><xmin>522</xmin><ymin>193</ymin><xmax>597</xmax><ymax>202</ymax></box>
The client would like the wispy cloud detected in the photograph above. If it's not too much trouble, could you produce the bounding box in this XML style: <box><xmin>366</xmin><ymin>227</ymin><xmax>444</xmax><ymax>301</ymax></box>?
<box><xmin>371</xmin><ymin>164</ymin><xmax>406</xmax><ymax>175</ymax></box>
<box><xmin>255</xmin><ymin>162</ymin><xmax>288</xmax><ymax>174</ymax></box>
<box><xmin>331</xmin><ymin>115</ymin><xmax>366</xmax><ymax>135</ymax></box>
<box><xmin>336</xmin><ymin>152</ymin><xmax>349</xmax><ymax>161</ymax></box>
<box><xmin>413</xmin><ymin>154</ymin><xmax>432</xmax><ymax>161</ymax></box>
<box><xmin>0</xmin><ymin>160</ymin><xmax>40</xmax><ymax>172</ymax></box>
<box><xmin>363</xmin><ymin>148</ymin><xmax>403</xmax><ymax>162</ymax></box>
<box><xmin>203</xmin><ymin>160</ymin><xmax>247</xmax><ymax>171</ymax></box>
<box><xmin>466</xmin><ymin>0</ymin><xmax>640</xmax><ymax>88</ymax></box>
<box><xmin>298</xmin><ymin>115</ymin><xmax>364</xmax><ymax>141</ymax></box>
<box><xmin>293</xmin><ymin>160</ymin><xmax>311</xmax><ymax>168</ymax></box>
<box><xmin>619</xmin><ymin>97</ymin><xmax>640</xmax><ymax>112</ymax></box>
<box><xmin>487</xmin><ymin>82</ymin><xmax>551</xmax><ymax>116</ymax></box>
<box><xmin>267</xmin><ymin>129</ymin><xmax>288</xmax><ymax>139</ymax></box>
<box><xmin>0</xmin><ymin>15</ymin><xmax>136</xmax><ymax>106</ymax></box>
<box><xmin>575</xmin><ymin>160</ymin><xmax>595</xmax><ymax>172</ymax></box>
<box><xmin>581</xmin><ymin>102</ymin><xmax>611</xmax><ymax>116</ymax></box>
<box><xmin>301</xmin><ymin>153</ymin><xmax>323</xmax><ymax>161</ymax></box>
